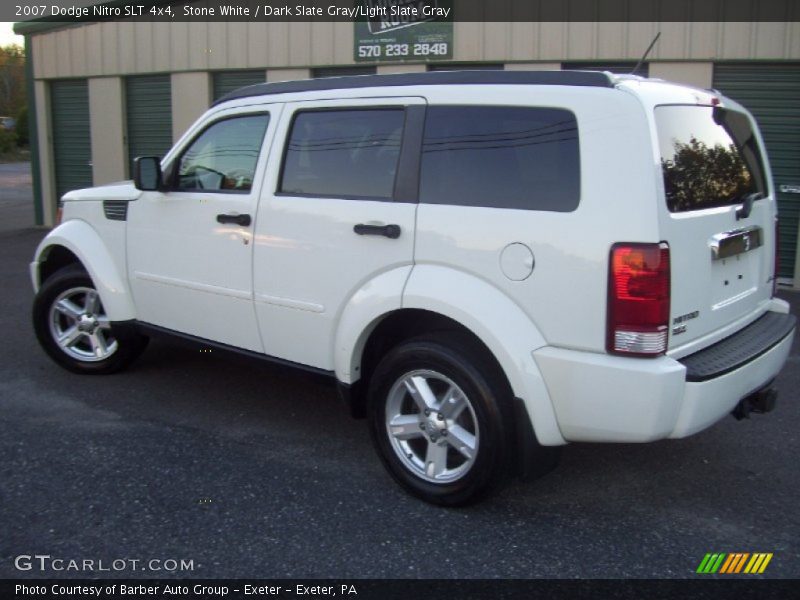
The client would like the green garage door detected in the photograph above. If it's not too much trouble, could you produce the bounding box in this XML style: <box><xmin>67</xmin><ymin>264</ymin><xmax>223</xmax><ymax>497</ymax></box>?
<box><xmin>126</xmin><ymin>75</ymin><xmax>172</xmax><ymax>175</ymax></box>
<box><xmin>428</xmin><ymin>63</ymin><xmax>504</xmax><ymax>71</ymax></box>
<box><xmin>213</xmin><ymin>70</ymin><xmax>266</xmax><ymax>101</ymax></box>
<box><xmin>714</xmin><ymin>64</ymin><xmax>800</xmax><ymax>279</ymax></box>
<box><xmin>50</xmin><ymin>80</ymin><xmax>92</xmax><ymax>199</ymax></box>
<box><xmin>312</xmin><ymin>66</ymin><xmax>376</xmax><ymax>78</ymax></box>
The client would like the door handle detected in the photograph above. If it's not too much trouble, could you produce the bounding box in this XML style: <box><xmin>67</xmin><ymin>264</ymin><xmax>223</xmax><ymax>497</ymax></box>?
<box><xmin>353</xmin><ymin>223</ymin><xmax>401</xmax><ymax>239</ymax></box>
<box><xmin>216</xmin><ymin>213</ymin><xmax>251</xmax><ymax>226</ymax></box>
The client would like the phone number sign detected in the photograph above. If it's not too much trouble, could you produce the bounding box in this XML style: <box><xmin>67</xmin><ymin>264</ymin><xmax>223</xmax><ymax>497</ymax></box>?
<box><xmin>354</xmin><ymin>0</ymin><xmax>453</xmax><ymax>62</ymax></box>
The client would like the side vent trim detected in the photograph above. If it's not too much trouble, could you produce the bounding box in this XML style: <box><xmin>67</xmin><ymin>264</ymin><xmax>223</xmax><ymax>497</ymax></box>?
<box><xmin>103</xmin><ymin>200</ymin><xmax>129</xmax><ymax>221</ymax></box>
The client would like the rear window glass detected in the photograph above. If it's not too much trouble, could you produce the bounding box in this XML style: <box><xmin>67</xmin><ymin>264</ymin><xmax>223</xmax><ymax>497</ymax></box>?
<box><xmin>419</xmin><ymin>106</ymin><xmax>580</xmax><ymax>211</ymax></box>
<box><xmin>280</xmin><ymin>109</ymin><xmax>404</xmax><ymax>199</ymax></box>
<box><xmin>655</xmin><ymin>105</ymin><xmax>767</xmax><ymax>213</ymax></box>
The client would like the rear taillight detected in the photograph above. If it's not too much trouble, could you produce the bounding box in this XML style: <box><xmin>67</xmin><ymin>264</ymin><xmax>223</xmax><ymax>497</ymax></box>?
<box><xmin>773</xmin><ymin>218</ymin><xmax>779</xmax><ymax>297</ymax></box>
<box><xmin>607</xmin><ymin>242</ymin><xmax>671</xmax><ymax>357</ymax></box>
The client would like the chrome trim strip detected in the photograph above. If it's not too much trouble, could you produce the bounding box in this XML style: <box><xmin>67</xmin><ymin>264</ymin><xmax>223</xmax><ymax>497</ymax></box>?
<box><xmin>709</xmin><ymin>225</ymin><xmax>763</xmax><ymax>260</ymax></box>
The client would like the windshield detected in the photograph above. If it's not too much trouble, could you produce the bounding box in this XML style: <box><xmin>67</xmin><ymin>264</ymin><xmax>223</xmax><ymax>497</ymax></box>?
<box><xmin>655</xmin><ymin>105</ymin><xmax>767</xmax><ymax>213</ymax></box>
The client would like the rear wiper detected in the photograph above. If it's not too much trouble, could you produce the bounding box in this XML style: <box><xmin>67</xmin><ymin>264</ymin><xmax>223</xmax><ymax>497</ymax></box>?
<box><xmin>736</xmin><ymin>192</ymin><xmax>764</xmax><ymax>221</ymax></box>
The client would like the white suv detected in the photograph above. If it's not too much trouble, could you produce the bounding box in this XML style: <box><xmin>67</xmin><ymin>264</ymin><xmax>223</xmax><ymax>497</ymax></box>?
<box><xmin>30</xmin><ymin>71</ymin><xmax>796</xmax><ymax>505</ymax></box>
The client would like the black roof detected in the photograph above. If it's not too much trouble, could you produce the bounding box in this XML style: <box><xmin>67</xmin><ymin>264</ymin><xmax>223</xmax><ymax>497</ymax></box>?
<box><xmin>214</xmin><ymin>70</ymin><xmax>615</xmax><ymax>106</ymax></box>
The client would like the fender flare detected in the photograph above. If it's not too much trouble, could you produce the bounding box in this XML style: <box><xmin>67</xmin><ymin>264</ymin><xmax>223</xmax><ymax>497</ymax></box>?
<box><xmin>31</xmin><ymin>219</ymin><xmax>136</xmax><ymax>322</ymax></box>
<box><xmin>333</xmin><ymin>265</ymin><xmax>412</xmax><ymax>384</ymax></box>
<box><xmin>335</xmin><ymin>264</ymin><xmax>566</xmax><ymax>446</ymax></box>
<box><xmin>402</xmin><ymin>265</ymin><xmax>564</xmax><ymax>445</ymax></box>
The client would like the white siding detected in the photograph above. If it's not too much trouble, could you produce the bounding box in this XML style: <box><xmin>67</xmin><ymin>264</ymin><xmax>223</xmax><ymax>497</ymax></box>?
<box><xmin>34</xmin><ymin>80</ymin><xmax>56</xmax><ymax>226</ymax></box>
<box><xmin>31</xmin><ymin>21</ymin><xmax>800</xmax><ymax>79</ymax></box>
<box><xmin>88</xmin><ymin>77</ymin><xmax>126</xmax><ymax>185</ymax></box>
<box><xmin>649</xmin><ymin>62</ymin><xmax>713</xmax><ymax>88</ymax></box>
<box><xmin>171</xmin><ymin>72</ymin><xmax>211</xmax><ymax>142</ymax></box>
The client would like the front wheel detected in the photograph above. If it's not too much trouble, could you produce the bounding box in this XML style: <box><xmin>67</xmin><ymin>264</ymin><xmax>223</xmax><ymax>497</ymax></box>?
<box><xmin>32</xmin><ymin>265</ymin><xmax>147</xmax><ymax>374</ymax></box>
<box><xmin>368</xmin><ymin>333</ymin><xmax>514</xmax><ymax>506</ymax></box>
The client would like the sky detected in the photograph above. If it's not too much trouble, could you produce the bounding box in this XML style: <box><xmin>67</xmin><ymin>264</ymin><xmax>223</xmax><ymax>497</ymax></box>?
<box><xmin>0</xmin><ymin>22</ymin><xmax>24</xmax><ymax>47</ymax></box>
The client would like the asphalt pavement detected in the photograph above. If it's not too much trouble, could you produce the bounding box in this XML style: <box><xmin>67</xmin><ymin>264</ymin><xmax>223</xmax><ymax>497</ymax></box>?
<box><xmin>1</xmin><ymin>163</ymin><xmax>798</xmax><ymax>579</ymax></box>
<box><xmin>0</xmin><ymin>162</ymin><xmax>36</xmax><ymax>233</ymax></box>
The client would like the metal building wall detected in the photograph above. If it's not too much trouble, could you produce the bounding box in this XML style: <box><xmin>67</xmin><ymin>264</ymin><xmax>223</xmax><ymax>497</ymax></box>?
<box><xmin>31</xmin><ymin>21</ymin><xmax>800</xmax><ymax>79</ymax></box>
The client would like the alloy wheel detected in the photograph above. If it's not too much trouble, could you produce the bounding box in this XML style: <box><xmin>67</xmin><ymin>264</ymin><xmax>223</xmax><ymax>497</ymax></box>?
<box><xmin>385</xmin><ymin>369</ymin><xmax>479</xmax><ymax>483</ymax></box>
<box><xmin>48</xmin><ymin>286</ymin><xmax>118</xmax><ymax>362</ymax></box>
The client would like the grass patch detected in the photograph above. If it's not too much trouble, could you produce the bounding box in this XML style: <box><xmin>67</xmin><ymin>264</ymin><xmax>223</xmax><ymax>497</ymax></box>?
<box><xmin>0</xmin><ymin>147</ymin><xmax>31</xmax><ymax>163</ymax></box>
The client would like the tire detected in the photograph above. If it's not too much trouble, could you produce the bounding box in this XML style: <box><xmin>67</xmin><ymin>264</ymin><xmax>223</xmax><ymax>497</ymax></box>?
<box><xmin>368</xmin><ymin>333</ymin><xmax>514</xmax><ymax>506</ymax></box>
<box><xmin>32</xmin><ymin>265</ymin><xmax>147</xmax><ymax>374</ymax></box>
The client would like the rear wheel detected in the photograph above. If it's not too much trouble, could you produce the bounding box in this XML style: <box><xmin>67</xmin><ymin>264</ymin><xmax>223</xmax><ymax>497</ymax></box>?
<box><xmin>368</xmin><ymin>333</ymin><xmax>514</xmax><ymax>506</ymax></box>
<box><xmin>33</xmin><ymin>265</ymin><xmax>147</xmax><ymax>374</ymax></box>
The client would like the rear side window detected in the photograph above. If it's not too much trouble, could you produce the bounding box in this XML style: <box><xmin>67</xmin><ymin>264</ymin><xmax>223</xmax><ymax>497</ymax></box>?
<box><xmin>656</xmin><ymin>105</ymin><xmax>767</xmax><ymax>213</ymax></box>
<box><xmin>419</xmin><ymin>106</ymin><xmax>580</xmax><ymax>211</ymax></box>
<box><xmin>280</xmin><ymin>109</ymin><xmax>404</xmax><ymax>199</ymax></box>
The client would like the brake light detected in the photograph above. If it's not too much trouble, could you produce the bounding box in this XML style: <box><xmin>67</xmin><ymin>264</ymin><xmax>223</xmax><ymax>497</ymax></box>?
<box><xmin>773</xmin><ymin>219</ymin><xmax>779</xmax><ymax>297</ymax></box>
<box><xmin>607</xmin><ymin>242</ymin><xmax>671</xmax><ymax>357</ymax></box>
<box><xmin>55</xmin><ymin>204</ymin><xmax>63</xmax><ymax>226</ymax></box>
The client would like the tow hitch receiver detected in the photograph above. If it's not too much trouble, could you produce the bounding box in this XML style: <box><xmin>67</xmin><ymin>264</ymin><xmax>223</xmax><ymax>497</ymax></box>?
<box><xmin>732</xmin><ymin>386</ymin><xmax>778</xmax><ymax>420</ymax></box>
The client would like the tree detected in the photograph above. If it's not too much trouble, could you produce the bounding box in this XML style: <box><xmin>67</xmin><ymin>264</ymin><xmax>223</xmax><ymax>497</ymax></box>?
<box><xmin>661</xmin><ymin>137</ymin><xmax>753</xmax><ymax>211</ymax></box>
<box><xmin>0</xmin><ymin>44</ymin><xmax>26</xmax><ymax>117</ymax></box>
<box><xmin>16</xmin><ymin>104</ymin><xmax>29</xmax><ymax>146</ymax></box>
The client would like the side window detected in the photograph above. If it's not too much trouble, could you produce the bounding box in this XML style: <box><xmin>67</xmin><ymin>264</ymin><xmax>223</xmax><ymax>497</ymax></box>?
<box><xmin>419</xmin><ymin>106</ymin><xmax>580</xmax><ymax>211</ymax></box>
<box><xmin>280</xmin><ymin>109</ymin><xmax>404</xmax><ymax>199</ymax></box>
<box><xmin>176</xmin><ymin>114</ymin><xmax>269</xmax><ymax>193</ymax></box>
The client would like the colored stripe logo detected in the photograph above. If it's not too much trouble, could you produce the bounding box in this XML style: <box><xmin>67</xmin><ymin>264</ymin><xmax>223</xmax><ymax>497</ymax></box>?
<box><xmin>696</xmin><ymin>553</ymin><xmax>773</xmax><ymax>574</ymax></box>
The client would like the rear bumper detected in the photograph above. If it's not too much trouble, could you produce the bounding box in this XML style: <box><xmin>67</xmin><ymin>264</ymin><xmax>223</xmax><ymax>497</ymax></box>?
<box><xmin>679</xmin><ymin>311</ymin><xmax>796</xmax><ymax>382</ymax></box>
<box><xmin>533</xmin><ymin>307</ymin><xmax>795</xmax><ymax>443</ymax></box>
<box><xmin>669</xmin><ymin>315</ymin><xmax>793</xmax><ymax>438</ymax></box>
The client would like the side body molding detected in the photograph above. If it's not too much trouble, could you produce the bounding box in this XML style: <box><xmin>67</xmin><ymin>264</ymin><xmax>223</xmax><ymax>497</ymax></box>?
<box><xmin>402</xmin><ymin>265</ymin><xmax>565</xmax><ymax>446</ymax></box>
<box><xmin>30</xmin><ymin>220</ymin><xmax>136</xmax><ymax>322</ymax></box>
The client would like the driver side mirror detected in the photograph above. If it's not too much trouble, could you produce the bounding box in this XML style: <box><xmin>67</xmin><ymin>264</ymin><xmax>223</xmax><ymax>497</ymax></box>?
<box><xmin>133</xmin><ymin>156</ymin><xmax>164</xmax><ymax>191</ymax></box>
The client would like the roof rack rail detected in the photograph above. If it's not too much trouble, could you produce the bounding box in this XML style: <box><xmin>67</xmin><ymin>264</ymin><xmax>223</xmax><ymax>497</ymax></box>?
<box><xmin>214</xmin><ymin>70</ymin><xmax>614</xmax><ymax>106</ymax></box>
